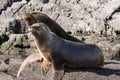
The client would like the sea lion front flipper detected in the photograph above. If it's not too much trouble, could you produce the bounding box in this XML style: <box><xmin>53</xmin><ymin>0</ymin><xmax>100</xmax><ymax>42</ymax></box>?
<box><xmin>17</xmin><ymin>53</ymin><xmax>42</xmax><ymax>78</ymax></box>
<box><xmin>52</xmin><ymin>68</ymin><xmax>64</xmax><ymax>80</ymax></box>
<box><xmin>51</xmin><ymin>60</ymin><xmax>64</xmax><ymax>80</ymax></box>
<box><xmin>41</xmin><ymin>61</ymin><xmax>51</xmax><ymax>76</ymax></box>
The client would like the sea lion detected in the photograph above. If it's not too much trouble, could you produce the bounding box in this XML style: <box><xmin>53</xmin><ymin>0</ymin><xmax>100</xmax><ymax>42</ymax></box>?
<box><xmin>20</xmin><ymin>22</ymin><xmax>104</xmax><ymax>80</ymax></box>
<box><xmin>22</xmin><ymin>12</ymin><xmax>84</xmax><ymax>43</ymax></box>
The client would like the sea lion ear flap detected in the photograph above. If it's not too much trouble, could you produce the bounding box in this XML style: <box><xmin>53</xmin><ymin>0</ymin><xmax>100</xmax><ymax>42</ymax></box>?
<box><xmin>37</xmin><ymin>23</ymin><xmax>47</xmax><ymax>30</ymax></box>
<box><xmin>40</xmin><ymin>23</ymin><xmax>50</xmax><ymax>32</ymax></box>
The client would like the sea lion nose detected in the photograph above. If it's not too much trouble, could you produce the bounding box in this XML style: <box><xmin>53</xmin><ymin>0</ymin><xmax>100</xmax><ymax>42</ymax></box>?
<box><xmin>25</xmin><ymin>26</ymin><xmax>32</xmax><ymax>33</ymax></box>
<box><xmin>25</xmin><ymin>29</ymin><xmax>30</xmax><ymax>33</ymax></box>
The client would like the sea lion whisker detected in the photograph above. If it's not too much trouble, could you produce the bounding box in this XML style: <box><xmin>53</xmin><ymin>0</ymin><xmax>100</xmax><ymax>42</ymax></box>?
<box><xmin>26</xmin><ymin>31</ymin><xmax>31</xmax><ymax>33</ymax></box>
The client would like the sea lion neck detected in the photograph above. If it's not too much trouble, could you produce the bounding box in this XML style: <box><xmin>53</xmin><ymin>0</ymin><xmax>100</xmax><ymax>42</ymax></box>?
<box><xmin>32</xmin><ymin>29</ymin><xmax>51</xmax><ymax>52</ymax></box>
<box><xmin>34</xmin><ymin>35</ymin><xmax>52</xmax><ymax>61</ymax></box>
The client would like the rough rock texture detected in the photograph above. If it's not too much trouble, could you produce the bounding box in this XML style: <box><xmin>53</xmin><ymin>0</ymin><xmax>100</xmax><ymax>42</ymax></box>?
<box><xmin>0</xmin><ymin>55</ymin><xmax>120</xmax><ymax>80</ymax></box>
<box><xmin>0</xmin><ymin>0</ymin><xmax>120</xmax><ymax>59</ymax></box>
<box><xmin>0</xmin><ymin>0</ymin><xmax>120</xmax><ymax>80</ymax></box>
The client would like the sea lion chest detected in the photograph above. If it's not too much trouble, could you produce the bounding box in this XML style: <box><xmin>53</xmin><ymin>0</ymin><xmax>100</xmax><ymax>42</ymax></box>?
<box><xmin>34</xmin><ymin>40</ymin><xmax>48</xmax><ymax>61</ymax></box>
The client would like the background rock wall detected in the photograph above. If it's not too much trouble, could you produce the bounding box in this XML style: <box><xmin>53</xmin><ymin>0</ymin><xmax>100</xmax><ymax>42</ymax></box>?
<box><xmin>1</xmin><ymin>0</ymin><xmax>120</xmax><ymax>33</ymax></box>
<box><xmin>0</xmin><ymin>0</ymin><xmax>120</xmax><ymax>59</ymax></box>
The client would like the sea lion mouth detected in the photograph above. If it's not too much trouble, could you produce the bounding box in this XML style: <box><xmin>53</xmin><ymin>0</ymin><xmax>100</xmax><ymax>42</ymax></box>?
<box><xmin>26</xmin><ymin>26</ymin><xmax>32</xmax><ymax>33</ymax></box>
<box><xmin>26</xmin><ymin>30</ymin><xmax>31</xmax><ymax>33</ymax></box>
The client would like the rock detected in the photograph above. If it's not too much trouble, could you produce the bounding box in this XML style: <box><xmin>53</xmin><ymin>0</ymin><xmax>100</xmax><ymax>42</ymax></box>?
<box><xmin>0</xmin><ymin>0</ymin><xmax>120</xmax><ymax>59</ymax></box>
<box><xmin>7</xmin><ymin>58</ymin><xmax>23</xmax><ymax>76</ymax></box>
<box><xmin>0</xmin><ymin>61</ymin><xmax>9</xmax><ymax>72</ymax></box>
<box><xmin>1</xmin><ymin>0</ymin><xmax>120</xmax><ymax>35</ymax></box>
<box><xmin>16</xmin><ymin>60</ymin><xmax>120</xmax><ymax>80</ymax></box>
<box><xmin>0</xmin><ymin>33</ymin><xmax>9</xmax><ymax>46</ymax></box>
<box><xmin>0</xmin><ymin>72</ymin><xmax>14</xmax><ymax>80</ymax></box>
<box><xmin>0</xmin><ymin>34</ymin><xmax>30</xmax><ymax>56</ymax></box>
<box><xmin>56</xmin><ymin>16</ymin><xmax>73</xmax><ymax>31</ymax></box>
<box><xmin>8</xmin><ymin>19</ymin><xmax>26</xmax><ymax>34</ymax></box>
<box><xmin>112</xmin><ymin>44</ymin><xmax>120</xmax><ymax>60</ymax></box>
<box><xmin>110</xmin><ymin>13</ymin><xmax>120</xmax><ymax>31</ymax></box>
<box><xmin>71</xmin><ymin>20</ymin><xmax>92</xmax><ymax>35</ymax></box>
<box><xmin>0</xmin><ymin>0</ymin><xmax>12</xmax><ymax>14</ymax></box>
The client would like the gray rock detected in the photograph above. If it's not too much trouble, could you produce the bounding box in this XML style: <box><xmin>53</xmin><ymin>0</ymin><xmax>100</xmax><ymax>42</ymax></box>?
<box><xmin>7</xmin><ymin>58</ymin><xmax>23</xmax><ymax>76</ymax></box>
<box><xmin>112</xmin><ymin>44</ymin><xmax>120</xmax><ymax>59</ymax></box>
<box><xmin>0</xmin><ymin>0</ymin><xmax>120</xmax><ymax>58</ymax></box>
<box><xmin>0</xmin><ymin>72</ymin><xmax>14</xmax><ymax>80</ymax></box>
<box><xmin>16</xmin><ymin>60</ymin><xmax>120</xmax><ymax>80</ymax></box>
<box><xmin>1</xmin><ymin>0</ymin><xmax>120</xmax><ymax>35</ymax></box>
<box><xmin>71</xmin><ymin>20</ymin><xmax>92</xmax><ymax>34</ymax></box>
<box><xmin>110</xmin><ymin>13</ymin><xmax>120</xmax><ymax>31</ymax></box>
<box><xmin>0</xmin><ymin>61</ymin><xmax>9</xmax><ymax>72</ymax></box>
<box><xmin>0</xmin><ymin>0</ymin><xmax>12</xmax><ymax>14</ymax></box>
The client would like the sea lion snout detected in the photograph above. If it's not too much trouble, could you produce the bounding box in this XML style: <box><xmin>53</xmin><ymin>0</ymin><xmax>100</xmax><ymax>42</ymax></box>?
<box><xmin>28</xmin><ymin>23</ymin><xmax>45</xmax><ymax>36</ymax></box>
<box><xmin>22</xmin><ymin>13</ymin><xmax>36</xmax><ymax>26</ymax></box>
<box><xmin>26</xmin><ymin>23</ymin><xmax>42</xmax><ymax>33</ymax></box>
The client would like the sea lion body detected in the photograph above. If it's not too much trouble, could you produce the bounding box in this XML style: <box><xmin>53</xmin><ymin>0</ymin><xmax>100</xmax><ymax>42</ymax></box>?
<box><xmin>29</xmin><ymin>23</ymin><xmax>104</xmax><ymax>80</ymax></box>
<box><xmin>51</xmin><ymin>40</ymin><xmax>103</xmax><ymax>68</ymax></box>
<box><xmin>22</xmin><ymin>12</ymin><xmax>83</xmax><ymax>43</ymax></box>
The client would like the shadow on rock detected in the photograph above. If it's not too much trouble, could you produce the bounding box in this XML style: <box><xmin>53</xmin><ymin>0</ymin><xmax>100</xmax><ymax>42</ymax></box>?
<box><xmin>65</xmin><ymin>60</ymin><xmax>120</xmax><ymax>76</ymax></box>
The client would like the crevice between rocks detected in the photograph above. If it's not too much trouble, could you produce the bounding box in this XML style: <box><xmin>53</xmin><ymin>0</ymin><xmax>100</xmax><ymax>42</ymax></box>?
<box><xmin>0</xmin><ymin>34</ymin><xmax>9</xmax><ymax>46</ymax></box>
<box><xmin>103</xmin><ymin>6</ymin><xmax>120</xmax><ymax>35</ymax></box>
<box><xmin>0</xmin><ymin>0</ymin><xmax>30</xmax><ymax>15</ymax></box>
<box><xmin>0</xmin><ymin>0</ymin><xmax>12</xmax><ymax>15</ymax></box>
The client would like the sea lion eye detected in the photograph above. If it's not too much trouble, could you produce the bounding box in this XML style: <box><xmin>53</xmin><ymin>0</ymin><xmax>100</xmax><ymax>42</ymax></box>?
<box><xmin>29</xmin><ymin>26</ymin><xmax>32</xmax><ymax>29</ymax></box>
<box><xmin>33</xmin><ymin>27</ymin><xmax>38</xmax><ymax>30</ymax></box>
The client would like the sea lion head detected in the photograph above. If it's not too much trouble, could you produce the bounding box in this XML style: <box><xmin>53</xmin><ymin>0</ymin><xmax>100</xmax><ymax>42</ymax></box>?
<box><xmin>22</xmin><ymin>12</ymin><xmax>49</xmax><ymax>27</ymax></box>
<box><xmin>29</xmin><ymin>23</ymin><xmax>52</xmax><ymax>53</ymax></box>
<box><xmin>28</xmin><ymin>23</ymin><xmax>50</xmax><ymax>38</ymax></box>
<box><xmin>22</xmin><ymin>12</ymin><xmax>36</xmax><ymax>26</ymax></box>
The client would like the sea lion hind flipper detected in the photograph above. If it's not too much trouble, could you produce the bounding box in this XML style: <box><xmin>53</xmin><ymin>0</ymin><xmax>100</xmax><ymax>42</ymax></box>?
<box><xmin>17</xmin><ymin>53</ymin><xmax>42</xmax><ymax>78</ymax></box>
<box><xmin>52</xmin><ymin>69</ymin><xmax>64</xmax><ymax>80</ymax></box>
<box><xmin>41</xmin><ymin>61</ymin><xmax>51</xmax><ymax>76</ymax></box>
<box><xmin>98</xmin><ymin>56</ymin><xmax>104</xmax><ymax>68</ymax></box>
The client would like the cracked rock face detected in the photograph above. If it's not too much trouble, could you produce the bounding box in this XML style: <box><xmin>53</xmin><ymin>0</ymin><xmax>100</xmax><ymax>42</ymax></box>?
<box><xmin>0</xmin><ymin>0</ymin><xmax>120</xmax><ymax>59</ymax></box>
<box><xmin>0</xmin><ymin>0</ymin><xmax>120</xmax><ymax>80</ymax></box>
<box><xmin>0</xmin><ymin>0</ymin><xmax>120</xmax><ymax>34</ymax></box>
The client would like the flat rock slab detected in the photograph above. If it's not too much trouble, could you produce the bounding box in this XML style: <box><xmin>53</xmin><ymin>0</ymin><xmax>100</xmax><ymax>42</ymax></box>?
<box><xmin>0</xmin><ymin>72</ymin><xmax>14</xmax><ymax>80</ymax></box>
<box><xmin>15</xmin><ymin>60</ymin><xmax>120</xmax><ymax>80</ymax></box>
<box><xmin>0</xmin><ymin>55</ymin><xmax>120</xmax><ymax>80</ymax></box>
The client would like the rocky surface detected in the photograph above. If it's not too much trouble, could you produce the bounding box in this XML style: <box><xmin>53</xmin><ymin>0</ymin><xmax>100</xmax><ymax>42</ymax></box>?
<box><xmin>0</xmin><ymin>54</ymin><xmax>120</xmax><ymax>80</ymax></box>
<box><xmin>0</xmin><ymin>0</ymin><xmax>120</xmax><ymax>80</ymax></box>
